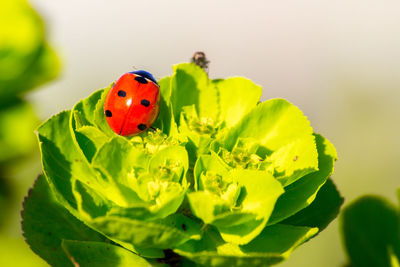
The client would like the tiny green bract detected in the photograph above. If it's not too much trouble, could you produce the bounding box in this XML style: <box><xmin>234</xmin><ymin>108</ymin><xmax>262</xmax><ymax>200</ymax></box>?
<box><xmin>23</xmin><ymin>62</ymin><xmax>342</xmax><ymax>267</ymax></box>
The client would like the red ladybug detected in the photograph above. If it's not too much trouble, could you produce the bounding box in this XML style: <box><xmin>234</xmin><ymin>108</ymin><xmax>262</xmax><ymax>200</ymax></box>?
<box><xmin>104</xmin><ymin>70</ymin><xmax>160</xmax><ymax>136</ymax></box>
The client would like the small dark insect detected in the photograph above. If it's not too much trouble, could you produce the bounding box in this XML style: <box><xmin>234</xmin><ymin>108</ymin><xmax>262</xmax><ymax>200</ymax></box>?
<box><xmin>293</xmin><ymin>156</ymin><xmax>298</xmax><ymax>161</ymax></box>
<box><xmin>191</xmin><ymin>51</ymin><xmax>210</xmax><ymax>72</ymax></box>
<box><xmin>181</xmin><ymin>223</ymin><xmax>187</xmax><ymax>231</ymax></box>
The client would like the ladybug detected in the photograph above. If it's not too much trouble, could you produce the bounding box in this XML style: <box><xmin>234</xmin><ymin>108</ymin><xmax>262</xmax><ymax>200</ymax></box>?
<box><xmin>104</xmin><ymin>70</ymin><xmax>160</xmax><ymax>136</ymax></box>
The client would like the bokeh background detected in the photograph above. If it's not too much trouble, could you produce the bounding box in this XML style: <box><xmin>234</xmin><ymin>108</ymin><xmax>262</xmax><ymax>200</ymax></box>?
<box><xmin>3</xmin><ymin>0</ymin><xmax>400</xmax><ymax>266</ymax></box>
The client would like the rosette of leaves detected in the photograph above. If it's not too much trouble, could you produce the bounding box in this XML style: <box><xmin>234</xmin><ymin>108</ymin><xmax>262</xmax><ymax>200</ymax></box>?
<box><xmin>22</xmin><ymin>63</ymin><xmax>343</xmax><ymax>266</ymax></box>
<box><xmin>340</xmin><ymin>189</ymin><xmax>400</xmax><ymax>267</ymax></box>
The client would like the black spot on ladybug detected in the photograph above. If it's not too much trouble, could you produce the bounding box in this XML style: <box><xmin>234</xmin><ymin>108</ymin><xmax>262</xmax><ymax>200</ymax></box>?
<box><xmin>105</xmin><ymin>110</ymin><xmax>112</xmax><ymax>117</ymax></box>
<box><xmin>141</xmin><ymin>99</ymin><xmax>150</xmax><ymax>107</ymax></box>
<box><xmin>182</xmin><ymin>223</ymin><xmax>187</xmax><ymax>231</ymax></box>
<box><xmin>117</xmin><ymin>90</ymin><xmax>126</xmax><ymax>97</ymax></box>
<box><xmin>135</xmin><ymin>76</ymin><xmax>148</xmax><ymax>84</ymax></box>
<box><xmin>138</xmin><ymin>124</ymin><xmax>146</xmax><ymax>131</ymax></box>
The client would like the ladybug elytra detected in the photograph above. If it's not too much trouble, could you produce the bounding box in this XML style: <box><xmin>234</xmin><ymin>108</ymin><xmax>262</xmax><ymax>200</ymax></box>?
<box><xmin>104</xmin><ymin>70</ymin><xmax>160</xmax><ymax>136</ymax></box>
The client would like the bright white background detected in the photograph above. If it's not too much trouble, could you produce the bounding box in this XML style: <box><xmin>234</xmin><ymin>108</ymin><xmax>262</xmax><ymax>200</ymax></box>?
<box><xmin>28</xmin><ymin>1</ymin><xmax>400</xmax><ymax>266</ymax></box>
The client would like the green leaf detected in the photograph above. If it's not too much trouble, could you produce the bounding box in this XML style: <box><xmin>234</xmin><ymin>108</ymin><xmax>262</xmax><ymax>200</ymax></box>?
<box><xmin>72</xmin><ymin>89</ymin><xmax>104</xmax><ymax>128</ymax></box>
<box><xmin>62</xmin><ymin>240</ymin><xmax>151</xmax><ymax>267</ymax></box>
<box><xmin>174</xmin><ymin>224</ymin><xmax>317</xmax><ymax>267</ymax></box>
<box><xmin>341</xmin><ymin>195</ymin><xmax>400</xmax><ymax>267</ymax></box>
<box><xmin>158</xmin><ymin>76</ymin><xmax>172</xmax><ymax>104</ymax></box>
<box><xmin>71</xmin><ymin>89</ymin><xmax>112</xmax><ymax>162</ymax></box>
<box><xmin>160</xmin><ymin>213</ymin><xmax>203</xmax><ymax>241</ymax></box>
<box><xmin>282</xmin><ymin>178</ymin><xmax>344</xmax><ymax>233</ymax></box>
<box><xmin>76</xmin><ymin>126</ymin><xmax>109</xmax><ymax>146</ymax></box>
<box><xmin>93</xmin><ymin>87</ymin><xmax>116</xmax><ymax>137</ymax></box>
<box><xmin>268</xmin><ymin>133</ymin><xmax>337</xmax><ymax>225</ymax></box>
<box><xmin>75</xmin><ymin>125</ymin><xmax>109</xmax><ymax>162</ymax></box>
<box><xmin>188</xmin><ymin>169</ymin><xmax>284</xmax><ymax>245</ymax></box>
<box><xmin>22</xmin><ymin>175</ymin><xmax>106</xmax><ymax>267</ymax></box>
<box><xmin>37</xmin><ymin>110</ymin><xmax>109</xmax><ymax>216</ymax></box>
<box><xmin>212</xmin><ymin>77</ymin><xmax>261</xmax><ymax>128</ymax></box>
<box><xmin>91</xmin><ymin>136</ymin><xmax>149</xmax><ymax>207</ymax></box>
<box><xmin>221</xmin><ymin>98</ymin><xmax>314</xmax><ymax>152</ymax></box>
<box><xmin>37</xmin><ymin>111</ymin><xmax>79</xmax><ymax>211</ymax></box>
<box><xmin>240</xmin><ymin>224</ymin><xmax>318</xmax><ymax>257</ymax></box>
<box><xmin>232</xmin><ymin>170</ymin><xmax>283</xmax><ymax>219</ymax></box>
<box><xmin>93</xmin><ymin>136</ymin><xmax>149</xmax><ymax>180</ymax></box>
<box><xmin>266</xmin><ymin>134</ymin><xmax>318</xmax><ymax>186</ymax></box>
<box><xmin>72</xmin><ymin>179</ymin><xmax>111</xmax><ymax>219</ymax></box>
<box><xmin>92</xmin><ymin>213</ymin><xmax>203</xmax><ymax>258</ymax></box>
<box><xmin>187</xmin><ymin>191</ymin><xmax>226</xmax><ymax>224</ymax></box>
<box><xmin>153</xmin><ymin>76</ymin><xmax>178</xmax><ymax>135</ymax></box>
<box><xmin>216</xmin><ymin>170</ymin><xmax>284</xmax><ymax>244</ymax></box>
<box><xmin>91</xmin><ymin>215</ymin><xmax>194</xmax><ymax>249</ymax></box>
<box><xmin>170</xmin><ymin>63</ymin><xmax>219</xmax><ymax>124</ymax></box>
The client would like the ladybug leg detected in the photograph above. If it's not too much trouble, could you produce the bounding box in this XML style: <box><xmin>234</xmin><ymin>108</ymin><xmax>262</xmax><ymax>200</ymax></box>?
<box><xmin>149</xmin><ymin>126</ymin><xmax>157</xmax><ymax>132</ymax></box>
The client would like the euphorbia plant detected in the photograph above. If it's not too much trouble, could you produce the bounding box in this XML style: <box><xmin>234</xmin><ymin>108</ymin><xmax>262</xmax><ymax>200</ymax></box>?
<box><xmin>22</xmin><ymin>59</ymin><xmax>343</xmax><ymax>266</ymax></box>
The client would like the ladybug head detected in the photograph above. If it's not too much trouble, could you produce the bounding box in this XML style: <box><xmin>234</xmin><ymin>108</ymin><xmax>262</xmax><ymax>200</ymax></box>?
<box><xmin>129</xmin><ymin>70</ymin><xmax>158</xmax><ymax>85</ymax></box>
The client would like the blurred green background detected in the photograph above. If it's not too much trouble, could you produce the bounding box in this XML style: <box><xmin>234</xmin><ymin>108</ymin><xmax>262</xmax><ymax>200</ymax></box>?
<box><xmin>0</xmin><ymin>0</ymin><xmax>59</xmax><ymax>266</ymax></box>
<box><xmin>1</xmin><ymin>0</ymin><xmax>399</xmax><ymax>266</ymax></box>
